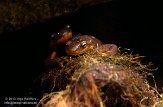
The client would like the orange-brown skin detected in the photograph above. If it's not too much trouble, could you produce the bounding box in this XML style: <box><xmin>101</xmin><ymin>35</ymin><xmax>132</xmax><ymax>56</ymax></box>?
<box><xmin>65</xmin><ymin>35</ymin><xmax>102</xmax><ymax>56</ymax></box>
<box><xmin>49</xmin><ymin>25</ymin><xmax>73</xmax><ymax>59</ymax></box>
<box><xmin>47</xmin><ymin>27</ymin><xmax>118</xmax><ymax>68</ymax></box>
<box><xmin>97</xmin><ymin>44</ymin><xmax>118</xmax><ymax>56</ymax></box>
<box><xmin>65</xmin><ymin>34</ymin><xmax>118</xmax><ymax>56</ymax></box>
<box><xmin>55</xmin><ymin>25</ymin><xmax>72</xmax><ymax>45</ymax></box>
<box><xmin>50</xmin><ymin>25</ymin><xmax>72</xmax><ymax>49</ymax></box>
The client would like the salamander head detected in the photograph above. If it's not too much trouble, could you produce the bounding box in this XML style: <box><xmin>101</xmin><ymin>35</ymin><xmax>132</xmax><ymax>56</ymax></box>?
<box><xmin>65</xmin><ymin>35</ymin><xmax>102</xmax><ymax>56</ymax></box>
<box><xmin>51</xmin><ymin>25</ymin><xmax>72</xmax><ymax>45</ymax></box>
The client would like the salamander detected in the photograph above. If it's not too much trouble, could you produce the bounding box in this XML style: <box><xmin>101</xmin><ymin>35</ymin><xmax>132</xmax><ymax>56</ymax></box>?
<box><xmin>50</xmin><ymin>25</ymin><xmax>72</xmax><ymax>49</ymax></box>
<box><xmin>49</xmin><ymin>25</ymin><xmax>73</xmax><ymax>60</ymax></box>
<box><xmin>45</xmin><ymin>25</ymin><xmax>73</xmax><ymax>68</ymax></box>
<box><xmin>65</xmin><ymin>34</ymin><xmax>118</xmax><ymax>56</ymax></box>
<box><xmin>46</xmin><ymin>26</ymin><xmax>118</xmax><ymax>68</ymax></box>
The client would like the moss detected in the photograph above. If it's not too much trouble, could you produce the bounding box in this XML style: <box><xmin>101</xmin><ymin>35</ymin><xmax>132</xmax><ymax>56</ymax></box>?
<box><xmin>37</xmin><ymin>49</ymin><xmax>162</xmax><ymax>107</ymax></box>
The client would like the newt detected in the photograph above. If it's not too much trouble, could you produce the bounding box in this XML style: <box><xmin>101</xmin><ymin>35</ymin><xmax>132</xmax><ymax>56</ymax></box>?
<box><xmin>65</xmin><ymin>34</ymin><xmax>118</xmax><ymax>56</ymax></box>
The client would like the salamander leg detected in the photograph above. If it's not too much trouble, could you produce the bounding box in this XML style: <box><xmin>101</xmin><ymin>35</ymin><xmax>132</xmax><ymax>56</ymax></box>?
<box><xmin>97</xmin><ymin>44</ymin><xmax>118</xmax><ymax>55</ymax></box>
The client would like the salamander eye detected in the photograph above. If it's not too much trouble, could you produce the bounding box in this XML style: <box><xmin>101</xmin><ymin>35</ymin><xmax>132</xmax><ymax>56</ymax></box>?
<box><xmin>80</xmin><ymin>41</ymin><xmax>87</xmax><ymax>48</ymax></box>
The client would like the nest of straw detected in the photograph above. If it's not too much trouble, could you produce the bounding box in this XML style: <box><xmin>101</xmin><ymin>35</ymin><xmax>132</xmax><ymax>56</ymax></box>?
<box><xmin>37</xmin><ymin>49</ymin><xmax>162</xmax><ymax>107</ymax></box>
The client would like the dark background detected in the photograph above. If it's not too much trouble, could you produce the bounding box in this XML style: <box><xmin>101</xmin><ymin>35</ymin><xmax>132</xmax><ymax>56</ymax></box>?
<box><xmin>0</xmin><ymin>0</ymin><xmax>162</xmax><ymax>106</ymax></box>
